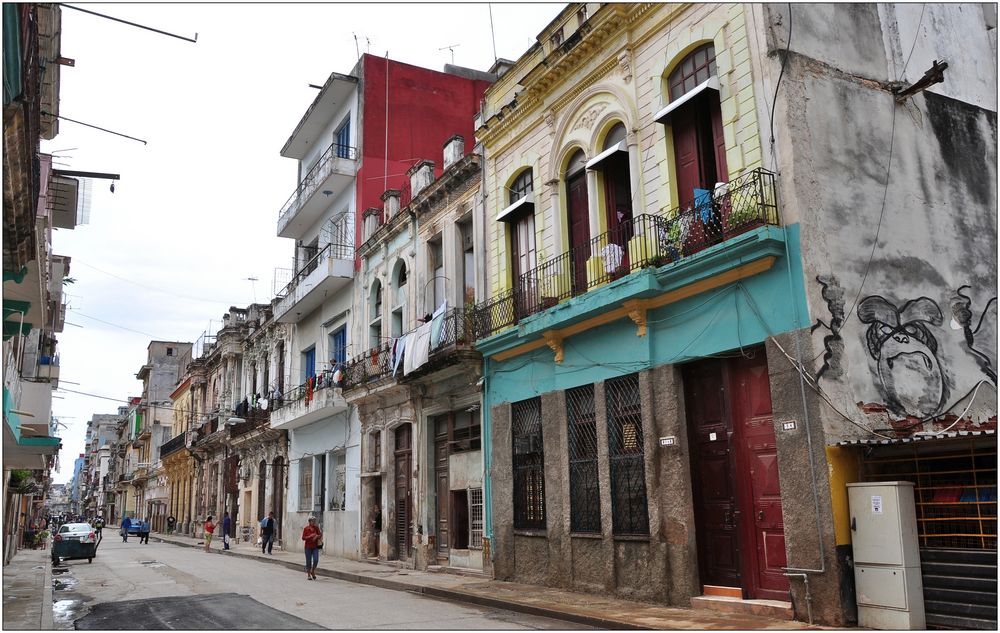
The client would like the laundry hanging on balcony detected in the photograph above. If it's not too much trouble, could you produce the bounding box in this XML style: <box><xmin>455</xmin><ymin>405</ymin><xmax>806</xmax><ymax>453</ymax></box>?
<box><xmin>404</xmin><ymin>322</ymin><xmax>433</xmax><ymax>376</ymax></box>
<box><xmin>430</xmin><ymin>301</ymin><xmax>447</xmax><ymax>350</ymax></box>
<box><xmin>601</xmin><ymin>243</ymin><xmax>624</xmax><ymax>274</ymax></box>
<box><xmin>392</xmin><ymin>334</ymin><xmax>409</xmax><ymax>377</ymax></box>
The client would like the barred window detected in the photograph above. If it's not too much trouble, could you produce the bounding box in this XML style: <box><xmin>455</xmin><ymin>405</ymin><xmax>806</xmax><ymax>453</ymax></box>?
<box><xmin>606</xmin><ymin>374</ymin><xmax>649</xmax><ymax>535</ymax></box>
<box><xmin>298</xmin><ymin>458</ymin><xmax>313</xmax><ymax>512</ymax></box>
<box><xmin>469</xmin><ymin>488</ymin><xmax>484</xmax><ymax>549</ymax></box>
<box><xmin>512</xmin><ymin>397</ymin><xmax>546</xmax><ymax>529</ymax></box>
<box><xmin>567</xmin><ymin>385</ymin><xmax>601</xmax><ymax>533</ymax></box>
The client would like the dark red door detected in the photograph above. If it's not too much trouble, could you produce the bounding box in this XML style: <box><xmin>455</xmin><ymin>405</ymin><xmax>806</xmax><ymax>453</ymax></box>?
<box><xmin>567</xmin><ymin>171</ymin><xmax>590</xmax><ymax>293</ymax></box>
<box><xmin>435</xmin><ymin>430</ymin><xmax>450</xmax><ymax>560</ymax></box>
<box><xmin>602</xmin><ymin>155</ymin><xmax>633</xmax><ymax>274</ymax></box>
<box><xmin>684</xmin><ymin>359</ymin><xmax>742</xmax><ymax>589</ymax></box>
<box><xmin>729</xmin><ymin>353</ymin><xmax>790</xmax><ymax>600</ymax></box>
<box><xmin>684</xmin><ymin>350</ymin><xmax>789</xmax><ymax>601</ymax></box>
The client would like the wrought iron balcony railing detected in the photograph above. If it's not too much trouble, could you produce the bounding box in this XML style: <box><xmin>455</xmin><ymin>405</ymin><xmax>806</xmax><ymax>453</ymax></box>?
<box><xmin>277</xmin><ymin>141</ymin><xmax>358</xmax><ymax>228</ymax></box>
<box><xmin>275</xmin><ymin>239</ymin><xmax>354</xmax><ymax>301</ymax></box>
<box><xmin>471</xmin><ymin>168</ymin><xmax>779</xmax><ymax>341</ymax></box>
<box><xmin>343</xmin><ymin>307</ymin><xmax>476</xmax><ymax>388</ymax></box>
<box><xmin>229</xmin><ymin>408</ymin><xmax>271</xmax><ymax>439</ymax></box>
<box><xmin>159</xmin><ymin>431</ymin><xmax>187</xmax><ymax>459</ymax></box>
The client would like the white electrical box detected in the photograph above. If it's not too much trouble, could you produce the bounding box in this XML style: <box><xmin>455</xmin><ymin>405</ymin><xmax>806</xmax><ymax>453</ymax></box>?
<box><xmin>848</xmin><ymin>481</ymin><xmax>925</xmax><ymax>629</ymax></box>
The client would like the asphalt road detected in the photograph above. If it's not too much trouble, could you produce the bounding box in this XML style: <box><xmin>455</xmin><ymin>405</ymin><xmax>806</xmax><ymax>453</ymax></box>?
<box><xmin>52</xmin><ymin>536</ymin><xmax>590</xmax><ymax>630</ymax></box>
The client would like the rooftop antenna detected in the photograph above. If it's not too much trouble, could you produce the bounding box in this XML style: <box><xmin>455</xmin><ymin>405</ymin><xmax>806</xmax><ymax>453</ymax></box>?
<box><xmin>352</xmin><ymin>32</ymin><xmax>360</xmax><ymax>61</ymax></box>
<box><xmin>244</xmin><ymin>277</ymin><xmax>258</xmax><ymax>303</ymax></box>
<box><xmin>366</xmin><ymin>36</ymin><xmax>371</xmax><ymax>54</ymax></box>
<box><xmin>439</xmin><ymin>43</ymin><xmax>460</xmax><ymax>65</ymax></box>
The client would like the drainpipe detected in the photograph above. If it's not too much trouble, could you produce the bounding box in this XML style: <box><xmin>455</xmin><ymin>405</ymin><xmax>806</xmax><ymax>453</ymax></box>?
<box><xmin>482</xmin><ymin>357</ymin><xmax>493</xmax><ymax>565</ymax></box>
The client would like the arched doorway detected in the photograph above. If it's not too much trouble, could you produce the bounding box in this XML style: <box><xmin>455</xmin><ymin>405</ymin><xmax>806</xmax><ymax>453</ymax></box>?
<box><xmin>565</xmin><ymin>149</ymin><xmax>590</xmax><ymax>293</ymax></box>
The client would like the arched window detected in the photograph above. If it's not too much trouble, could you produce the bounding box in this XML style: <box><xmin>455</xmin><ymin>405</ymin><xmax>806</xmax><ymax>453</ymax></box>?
<box><xmin>565</xmin><ymin>149</ymin><xmax>590</xmax><ymax>293</ymax></box>
<box><xmin>510</xmin><ymin>169</ymin><xmax>533</xmax><ymax>204</ymax></box>
<box><xmin>663</xmin><ymin>43</ymin><xmax>727</xmax><ymax>211</ymax></box>
<box><xmin>391</xmin><ymin>261</ymin><xmax>407</xmax><ymax>337</ymax></box>
<box><xmin>506</xmin><ymin>169</ymin><xmax>537</xmax><ymax>306</ymax></box>
<box><xmin>369</xmin><ymin>280</ymin><xmax>383</xmax><ymax>347</ymax></box>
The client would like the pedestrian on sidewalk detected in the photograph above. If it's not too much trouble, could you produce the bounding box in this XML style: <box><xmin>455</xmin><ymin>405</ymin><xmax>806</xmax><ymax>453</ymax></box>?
<box><xmin>94</xmin><ymin>515</ymin><xmax>105</xmax><ymax>538</ymax></box>
<box><xmin>120</xmin><ymin>516</ymin><xmax>131</xmax><ymax>543</ymax></box>
<box><xmin>139</xmin><ymin>519</ymin><xmax>150</xmax><ymax>544</ymax></box>
<box><xmin>203</xmin><ymin>516</ymin><xmax>215</xmax><ymax>552</ymax></box>
<box><xmin>260</xmin><ymin>511</ymin><xmax>276</xmax><ymax>554</ymax></box>
<box><xmin>301</xmin><ymin>516</ymin><xmax>322</xmax><ymax>580</ymax></box>
<box><xmin>371</xmin><ymin>503</ymin><xmax>382</xmax><ymax>557</ymax></box>
<box><xmin>166</xmin><ymin>515</ymin><xmax>176</xmax><ymax>535</ymax></box>
<box><xmin>222</xmin><ymin>511</ymin><xmax>232</xmax><ymax>551</ymax></box>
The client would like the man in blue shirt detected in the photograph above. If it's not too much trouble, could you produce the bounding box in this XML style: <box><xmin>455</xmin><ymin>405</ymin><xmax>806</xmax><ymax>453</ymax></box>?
<box><xmin>222</xmin><ymin>511</ymin><xmax>232</xmax><ymax>551</ymax></box>
<box><xmin>120</xmin><ymin>516</ymin><xmax>131</xmax><ymax>543</ymax></box>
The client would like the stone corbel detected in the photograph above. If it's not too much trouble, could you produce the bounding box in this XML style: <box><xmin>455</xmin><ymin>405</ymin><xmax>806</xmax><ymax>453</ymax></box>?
<box><xmin>543</xmin><ymin>331</ymin><xmax>564</xmax><ymax>364</ymax></box>
<box><xmin>622</xmin><ymin>299</ymin><xmax>648</xmax><ymax>337</ymax></box>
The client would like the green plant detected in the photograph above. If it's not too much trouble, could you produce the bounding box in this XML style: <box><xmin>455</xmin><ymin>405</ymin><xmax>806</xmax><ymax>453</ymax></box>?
<box><xmin>728</xmin><ymin>202</ymin><xmax>759</xmax><ymax>226</ymax></box>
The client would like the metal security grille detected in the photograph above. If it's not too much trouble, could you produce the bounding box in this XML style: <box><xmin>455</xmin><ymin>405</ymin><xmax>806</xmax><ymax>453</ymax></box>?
<box><xmin>512</xmin><ymin>397</ymin><xmax>546</xmax><ymax>529</ymax></box>
<box><xmin>567</xmin><ymin>385</ymin><xmax>601</xmax><ymax>533</ymax></box>
<box><xmin>861</xmin><ymin>439</ymin><xmax>997</xmax><ymax>549</ymax></box>
<box><xmin>469</xmin><ymin>488</ymin><xmax>484</xmax><ymax>549</ymax></box>
<box><xmin>606</xmin><ymin>373</ymin><xmax>649</xmax><ymax>535</ymax></box>
<box><xmin>298</xmin><ymin>459</ymin><xmax>312</xmax><ymax>511</ymax></box>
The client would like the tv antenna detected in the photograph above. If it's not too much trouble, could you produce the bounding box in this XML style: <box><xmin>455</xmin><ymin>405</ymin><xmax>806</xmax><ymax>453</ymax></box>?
<box><xmin>244</xmin><ymin>277</ymin><xmax>258</xmax><ymax>303</ymax></box>
<box><xmin>439</xmin><ymin>43</ymin><xmax>460</xmax><ymax>65</ymax></box>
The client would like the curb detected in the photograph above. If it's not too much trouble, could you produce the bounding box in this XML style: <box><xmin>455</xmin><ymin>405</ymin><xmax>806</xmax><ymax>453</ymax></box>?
<box><xmin>154</xmin><ymin>536</ymin><xmax>651</xmax><ymax>630</ymax></box>
<box><xmin>42</xmin><ymin>548</ymin><xmax>54</xmax><ymax>630</ymax></box>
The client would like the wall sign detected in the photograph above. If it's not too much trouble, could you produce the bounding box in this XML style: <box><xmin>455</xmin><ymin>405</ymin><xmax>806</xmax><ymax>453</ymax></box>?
<box><xmin>659</xmin><ymin>436</ymin><xmax>676</xmax><ymax>447</ymax></box>
<box><xmin>871</xmin><ymin>495</ymin><xmax>883</xmax><ymax>515</ymax></box>
<box><xmin>781</xmin><ymin>420</ymin><xmax>797</xmax><ymax>431</ymax></box>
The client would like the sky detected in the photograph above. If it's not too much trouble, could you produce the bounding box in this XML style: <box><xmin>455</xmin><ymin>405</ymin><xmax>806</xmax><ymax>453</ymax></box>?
<box><xmin>42</xmin><ymin>2</ymin><xmax>564</xmax><ymax>483</ymax></box>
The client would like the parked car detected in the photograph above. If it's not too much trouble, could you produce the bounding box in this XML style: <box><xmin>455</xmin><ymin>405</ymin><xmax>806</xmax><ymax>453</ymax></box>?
<box><xmin>52</xmin><ymin>522</ymin><xmax>98</xmax><ymax>564</ymax></box>
<box><xmin>126</xmin><ymin>519</ymin><xmax>149</xmax><ymax>535</ymax></box>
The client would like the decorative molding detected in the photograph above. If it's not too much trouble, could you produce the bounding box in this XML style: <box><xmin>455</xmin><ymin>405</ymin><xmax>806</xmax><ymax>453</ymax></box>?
<box><xmin>543</xmin><ymin>331</ymin><xmax>564</xmax><ymax>364</ymax></box>
<box><xmin>618</xmin><ymin>48</ymin><xmax>633</xmax><ymax>83</ymax></box>
<box><xmin>623</xmin><ymin>299</ymin><xmax>648</xmax><ymax>337</ymax></box>
<box><xmin>572</xmin><ymin>102</ymin><xmax>609</xmax><ymax>132</ymax></box>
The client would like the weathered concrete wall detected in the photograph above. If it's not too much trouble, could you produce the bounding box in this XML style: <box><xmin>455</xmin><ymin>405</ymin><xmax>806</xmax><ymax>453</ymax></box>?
<box><xmin>763</xmin><ymin>3</ymin><xmax>998</xmax><ymax>437</ymax></box>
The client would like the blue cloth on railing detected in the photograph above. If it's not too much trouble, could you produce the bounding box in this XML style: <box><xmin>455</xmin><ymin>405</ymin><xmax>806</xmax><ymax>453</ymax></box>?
<box><xmin>430</xmin><ymin>302</ymin><xmax>447</xmax><ymax>349</ymax></box>
<box><xmin>694</xmin><ymin>188</ymin><xmax>713</xmax><ymax>224</ymax></box>
<box><xmin>392</xmin><ymin>335</ymin><xmax>407</xmax><ymax>377</ymax></box>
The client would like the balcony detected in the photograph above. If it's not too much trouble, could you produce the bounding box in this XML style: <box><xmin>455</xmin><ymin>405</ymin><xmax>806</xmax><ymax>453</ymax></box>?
<box><xmin>343</xmin><ymin>308</ymin><xmax>478</xmax><ymax>389</ymax></box>
<box><xmin>277</xmin><ymin>141</ymin><xmax>359</xmax><ymax>238</ymax></box>
<box><xmin>274</xmin><ymin>239</ymin><xmax>354</xmax><ymax>324</ymax></box>
<box><xmin>159</xmin><ymin>431</ymin><xmax>187</xmax><ymax>460</ymax></box>
<box><xmin>473</xmin><ymin>169</ymin><xmax>782</xmax><ymax>342</ymax></box>
<box><xmin>269</xmin><ymin>375</ymin><xmax>348</xmax><ymax>431</ymax></box>
<box><xmin>228</xmin><ymin>408</ymin><xmax>271</xmax><ymax>439</ymax></box>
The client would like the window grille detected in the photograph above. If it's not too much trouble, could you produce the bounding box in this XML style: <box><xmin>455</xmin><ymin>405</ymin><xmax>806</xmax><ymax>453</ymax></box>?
<box><xmin>860</xmin><ymin>439</ymin><xmax>997</xmax><ymax>549</ymax></box>
<box><xmin>668</xmin><ymin>43</ymin><xmax>717</xmax><ymax>101</ymax></box>
<box><xmin>567</xmin><ymin>385</ymin><xmax>601</xmax><ymax>533</ymax></box>
<box><xmin>298</xmin><ymin>459</ymin><xmax>313</xmax><ymax>511</ymax></box>
<box><xmin>512</xmin><ymin>397</ymin><xmax>546</xmax><ymax>529</ymax></box>
<box><xmin>372</xmin><ymin>431</ymin><xmax>382</xmax><ymax>472</ymax></box>
<box><xmin>469</xmin><ymin>488</ymin><xmax>484</xmax><ymax>549</ymax></box>
<box><xmin>606</xmin><ymin>374</ymin><xmax>649</xmax><ymax>535</ymax></box>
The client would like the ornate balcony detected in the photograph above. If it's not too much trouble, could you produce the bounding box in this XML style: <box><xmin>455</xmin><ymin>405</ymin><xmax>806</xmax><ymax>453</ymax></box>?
<box><xmin>277</xmin><ymin>141</ymin><xmax>359</xmax><ymax>238</ymax></box>
<box><xmin>472</xmin><ymin>168</ymin><xmax>780</xmax><ymax>341</ymax></box>
<box><xmin>159</xmin><ymin>431</ymin><xmax>187</xmax><ymax>460</ymax></box>
<box><xmin>269</xmin><ymin>374</ymin><xmax>348</xmax><ymax>431</ymax></box>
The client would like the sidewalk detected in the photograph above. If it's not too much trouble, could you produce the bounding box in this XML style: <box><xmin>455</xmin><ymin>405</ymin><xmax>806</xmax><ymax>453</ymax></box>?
<box><xmin>2</xmin><ymin>546</ymin><xmax>53</xmax><ymax>630</ymax></box>
<box><xmin>154</xmin><ymin>531</ymin><xmax>819</xmax><ymax>630</ymax></box>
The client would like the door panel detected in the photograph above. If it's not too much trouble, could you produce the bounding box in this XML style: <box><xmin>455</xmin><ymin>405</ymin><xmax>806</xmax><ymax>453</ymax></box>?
<box><xmin>672</xmin><ymin>107</ymin><xmax>701</xmax><ymax>210</ymax></box>
<box><xmin>602</xmin><ymin>155</ymin><xmax>633</xmax><ymax>273</ymax></box>
<box><xmin>730</xmin><ymin>352</ymin><xmax>790</xmax><ymax>600</ymax></box>
<box><xmin>394</xmin><ymin>425</ymin><xmax>412</xmax><ymax>560</ymax></box>
<box><xmin>567</xmin><ymin>171</ymin><xmax>590</xmax><ymax>293</ymax></box>
<box><xmin>435</xmin><ymin>435</ymin><xmax>449</xmax><ymax>559</ymax></box>
<box><xmin>684</xmin><ymin>360</ymin><xmax>742</xmax><ymax>589</ymax></box>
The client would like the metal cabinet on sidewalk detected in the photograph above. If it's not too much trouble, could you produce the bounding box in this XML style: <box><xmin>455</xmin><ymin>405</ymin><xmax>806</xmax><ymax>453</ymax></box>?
<box><xmin>848</xmin><ymin>481</ymin><xmax>925</xmax><ymax>629</ymax></box>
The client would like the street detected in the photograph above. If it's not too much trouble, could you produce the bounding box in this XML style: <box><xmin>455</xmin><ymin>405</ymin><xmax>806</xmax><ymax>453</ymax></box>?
<box><xmin>51</xmin><ymin>537</ymin><xmax>590</xmax><ymax>630</ymax></box>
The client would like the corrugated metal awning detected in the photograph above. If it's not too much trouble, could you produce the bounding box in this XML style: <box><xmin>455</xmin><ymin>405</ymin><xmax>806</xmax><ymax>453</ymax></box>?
<box><xmin>837</xmin><ymin>429</ymin><xmax>996</xmax><ymax>446</ymax></box>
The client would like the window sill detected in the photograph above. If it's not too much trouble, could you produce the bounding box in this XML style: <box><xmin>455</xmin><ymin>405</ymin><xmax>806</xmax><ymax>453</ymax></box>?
<box><xmin>570</xmin><ymin>532</ymin><xmax>603</xmax><ymax>539</ymax></box>
<box><xmin>613</xmin><ymin>534</ymin><xmax>650</xmax><ymax>542</ymax></box>
<box><xmin>513</xmin><ymin>529</ymin><xmax>547</xmax><ymax>538</ymax></box>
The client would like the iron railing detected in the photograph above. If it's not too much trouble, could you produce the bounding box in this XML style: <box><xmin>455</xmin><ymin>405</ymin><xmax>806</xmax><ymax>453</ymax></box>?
<box><xmin>567</xmin><ymin>385</ymin><xmax>601</xmax><ymax>533</ymax></box>
<box><xmin>159</xmin><ymin>432</ymin><xmax>187</xmax><ymax>459</ymax></box>
<box><xmin>229</xmin><ymin>409</ymin><xmax>271</xmax><ymax>439</ymax></box>
<box><xmin>343</xmin><ymin>308</ymin><xmax>476</xmax><ymax>388</ymax></box>
<box><xmin>472</xmin><ymin>168</ymin><xmax>778</xmax><ymax>340</ymax></box>
<box><xmin>270</xmin><ymin>369</ymin><xmax>343</xmax><ymax>412</ymax></box>
<box><xmin>512</xmin><ymin>397</ymin><xmax>546</xmax><ymax>530</ymax></box>
<box><xmin>606</xmin><ymin>373</ymin><xmax>649</xmax><ymax>536</ymax></box>
<box><xmin>276</xmin><ymin>239</ymin><xmax>353</xmax><ymax>301</ymax></box>
<box><xmin>277</xmin><ymin>141</ymin><xmax>359</xmax><ymax>228</ymax></box>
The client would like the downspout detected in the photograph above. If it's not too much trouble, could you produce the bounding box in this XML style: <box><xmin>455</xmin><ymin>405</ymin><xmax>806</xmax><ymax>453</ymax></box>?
<box><xmin>482</xmin><ymin>357</ymin><xmax>493</xmax><ymax>565</ymax></box>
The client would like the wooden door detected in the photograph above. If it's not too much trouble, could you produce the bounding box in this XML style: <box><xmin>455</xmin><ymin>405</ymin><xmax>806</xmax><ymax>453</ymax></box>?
<box><xmin>602</xmin><ymin>155</ymin><xmax>633</xmax><ymax>273</ymax></box>
<box><xmin>729</xmin><ymin>352</ymin><xmax>790</xmax><ymax>600</ymax></box>
<box><xmin>672</xmin><ymin>105</ymin><xmax>702</xmax><ymax>211</ymax></box>
<box><xmin>394</xmin><ymin>424</ymin><xmax>412</xmax><ymax>560</ymax></box>
<box><xmin>566</xmin><ymin>171</ymin><xmax>590</xmax><ymax>293</ymax></box>
<box><xmin>435</xmin><ymin>430</ymin><xmax>450</xmax><ymax>560</ymax></box>
<box><xmin>684</xmin><ymin>359</ymin><xmax>742</xmax><ymax>589</ymax></box>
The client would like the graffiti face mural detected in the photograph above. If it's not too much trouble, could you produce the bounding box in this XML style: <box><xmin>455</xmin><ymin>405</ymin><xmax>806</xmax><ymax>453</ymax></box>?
<box><xmin>858</xmin><ymin>296</ymin><xmax>947</xmax><ymax>418</ymax></box>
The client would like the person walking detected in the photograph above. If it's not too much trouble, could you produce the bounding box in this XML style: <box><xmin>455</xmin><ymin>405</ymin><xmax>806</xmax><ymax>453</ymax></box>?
<box><xmin>203</xmin><ymin>516</ymin><xmax>215</xmax><ymax>552</ymax></box>
<box><xmin>166</xmin><ymin>515</ymin><xmax>176</xmax><ymax>534</ymax></box>
<box><xmin>94</xmin><ymin>515</ymin><xmax>105</xmax><ymax>538</ymax></box>
<box><xmin>301</xmin><ymin>516</ymin><xmax>322</xmax><ymax>580</ymax></box>
<box><xmin>120</xmin><ymin>516</ymin><xmax>131</xmax><ymax>543</ymax></box>
<box><xmin>139</xmin><ymin>519</ymin><xmax>150</xmax><ymax>544</ymax></box>
<box><xmin>259</xmin><ymin>511</ymin><xmax>276</xmax><ymax>554</ymax></box>
<box><xmin>371</xmin><ymin>503</ymin><xmax>382</xmax><ymax>558</ymax></box>
<box><xmin>222</xmin><ymin>511</ymin><xmax>232</xmax><ymax>551</ymax></box>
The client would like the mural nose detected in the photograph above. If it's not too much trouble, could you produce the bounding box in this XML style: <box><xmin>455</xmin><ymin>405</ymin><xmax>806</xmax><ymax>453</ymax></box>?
<box><xmin>893</xmin><ymin>333</ymin><xmax>909</xmax><ymax>343</ymax></box>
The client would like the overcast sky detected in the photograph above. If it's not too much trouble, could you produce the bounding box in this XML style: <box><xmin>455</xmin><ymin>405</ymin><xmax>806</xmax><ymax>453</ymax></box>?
<box><xmin>43</xmin><ymin>2</ymin><xmax>563</xmax><ymax>484</ymax></box>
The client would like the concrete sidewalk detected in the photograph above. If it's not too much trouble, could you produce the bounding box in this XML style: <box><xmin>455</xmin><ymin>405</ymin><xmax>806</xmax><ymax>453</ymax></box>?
<box><xmin>154</xmin><ymin>531</ymin><xmax>820</xmax><ymax>630</ymax></box>
<box><xmin>2</xmin><ymin>546</ymin><xmax>54</xmax><ymax>630</ymax></box>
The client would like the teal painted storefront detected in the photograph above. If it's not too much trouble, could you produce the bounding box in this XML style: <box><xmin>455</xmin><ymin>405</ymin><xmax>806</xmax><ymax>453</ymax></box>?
<box><xmin>478</xmin><ymin>224</ymin><xmax>809</xmax><ymax>549</ymax></box>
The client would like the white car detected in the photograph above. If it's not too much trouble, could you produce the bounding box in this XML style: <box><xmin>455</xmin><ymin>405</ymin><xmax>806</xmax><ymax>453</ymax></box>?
<box><xmin>54</xmin><ymin>522</ymin><xmax>97</xmax><ymax>544</ymax></box>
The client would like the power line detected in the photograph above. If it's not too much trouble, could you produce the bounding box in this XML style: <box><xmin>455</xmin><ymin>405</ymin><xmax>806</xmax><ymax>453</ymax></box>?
<box><xmin>76</xmin><ymin>261</ymin><xmax>245</xmax><ymax>305</ymax></box>
<box><xmin>70</xmin><ymin>310</ymin><xmax>161</xmax><ymax>338</ymax></box>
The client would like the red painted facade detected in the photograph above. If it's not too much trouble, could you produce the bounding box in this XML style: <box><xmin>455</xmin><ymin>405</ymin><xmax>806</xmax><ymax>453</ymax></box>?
<box><xmin>355</xmin><ymin>55</ymin><xmax>491</xmax><ymax>256</ymax></box>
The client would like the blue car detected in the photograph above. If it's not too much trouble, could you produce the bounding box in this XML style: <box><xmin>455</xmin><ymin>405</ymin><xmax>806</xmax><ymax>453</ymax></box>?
<box><xmin>126</xmin><ymin>519</ymin><xmax>149</xmax><ymax>535</ymax></box>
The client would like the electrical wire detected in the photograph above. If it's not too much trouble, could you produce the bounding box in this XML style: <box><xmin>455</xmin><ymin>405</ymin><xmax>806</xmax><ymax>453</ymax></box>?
<box><xmin>69</xmin><ymin>310</ymin><xmax>161</xmax><ymax>338</ymax></box>
<box><xmin>768</xmin><ymin>3</ymin><xmax>792</xmax><ymax>146</ymax></box>
<box><xmin>912</xmin><ymin>380</ymin><xmax>993</xmax><ymax>437</ymax></box>
<box><xmin>75</xmin><ymin>261</ymin><xmax>245</xmax><ymax>305</ymax></box>
<box><xmin>898</xmin><ymin>4</ymin><xmax>927</xmax><ymax>81</ymax></box>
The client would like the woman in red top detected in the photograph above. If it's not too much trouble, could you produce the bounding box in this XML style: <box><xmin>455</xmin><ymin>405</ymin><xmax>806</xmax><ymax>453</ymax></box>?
<box><xmin>301</xmin><ymin>516</ymin><xmax>322</xmax><ymax>579</ymax></box>
<box><xmin>203</xmin><ymin>516</ymin><xmax>215</xmax><ymax>553</ymax></box>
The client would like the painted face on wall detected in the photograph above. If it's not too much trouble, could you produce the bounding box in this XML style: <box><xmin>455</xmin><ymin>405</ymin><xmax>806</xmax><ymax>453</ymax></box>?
<box><xmin>858</xmin><ymin>296</ymin><xmax>947</xmax><ymax>418</ymax></box>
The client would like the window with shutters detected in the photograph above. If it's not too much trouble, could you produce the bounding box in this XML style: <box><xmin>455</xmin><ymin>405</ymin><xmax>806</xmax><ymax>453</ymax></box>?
<box><xmin>606</xmin><ymin>373</ymin><xmax>649</xmax><ymax>535</ymax></box>
<box><xmin>512</xmin><ymin>397</ymin><xmax>546</xmax><ymax>529</ymax></box>
<box><xmin>567</xmin><ymin>385</ymin><xmax>601</xmax><ymax>533</ymax></box>
<box><xmin>298</xmin><ymin>458</ymin><xmax>313</xmax><ymax>512</ymax></box>
<box><xmin>469</xmin><ymin>488</ymin><xmax>484</xmax><ymax>548</ymax></box>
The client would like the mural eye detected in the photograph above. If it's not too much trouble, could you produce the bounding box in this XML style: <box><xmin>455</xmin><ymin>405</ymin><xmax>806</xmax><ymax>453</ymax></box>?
<box><xmin>904</xmin><ymin>325</ymin><xmax>918</xmax><ymax>335</ymax></box>
<box><xmin>880</xmin><ymin>325</ymin><xmax>894</xmax><ymax>336</ymax></box>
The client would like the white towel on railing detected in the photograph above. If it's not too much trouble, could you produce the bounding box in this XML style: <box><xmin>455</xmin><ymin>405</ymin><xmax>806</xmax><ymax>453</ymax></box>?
<box><xmin>601</xmin><ymin>243</ymin><xmax>624</xmax><ymax>274</ymax></box>
<box><xmin>404</xmin><ymin>322</ymin><xmax>433</xmax><ymax>376</ymax></box>
<box><xmin>430</xmin><ymin>301</ymin><xmax>447</xmax><ymax>349</ymax></box>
